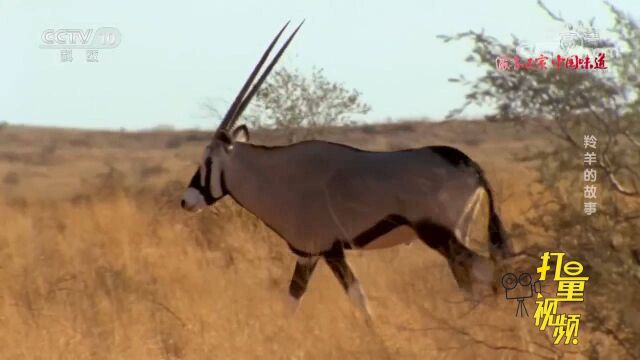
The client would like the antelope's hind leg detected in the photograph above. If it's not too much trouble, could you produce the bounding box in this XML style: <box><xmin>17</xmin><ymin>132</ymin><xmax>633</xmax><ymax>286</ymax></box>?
<box><xmin>288</xmin><ymin>255</ymin><xmax>319</xmax><ymax>312</ymax></box>
<box><xmin>414</xmin><ymin>221</ymin><xmax>494</xmax><ymax>296</ymax></box>
<box><xmin>323</xmin><ymin>242</ymin><xmax>371</xmax><ymax>316</ymax></box>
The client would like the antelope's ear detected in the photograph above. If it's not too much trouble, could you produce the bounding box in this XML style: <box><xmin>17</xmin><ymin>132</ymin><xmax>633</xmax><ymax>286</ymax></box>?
<box><xmin>215</xmin><ymin>130</ymin><xmax>235</xmax><ymax>152</ymax></box>
<box><xmin>232</xmin><ymin>124</ymin><xmax>250</xmax><ymax>142</ymax></box>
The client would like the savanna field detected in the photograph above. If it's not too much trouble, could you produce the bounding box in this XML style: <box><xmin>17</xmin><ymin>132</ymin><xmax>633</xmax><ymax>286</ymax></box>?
<box><xmin>0</xmin><ymin>120</ymin><xmax>601</xmax><ymax>359</ymax></box>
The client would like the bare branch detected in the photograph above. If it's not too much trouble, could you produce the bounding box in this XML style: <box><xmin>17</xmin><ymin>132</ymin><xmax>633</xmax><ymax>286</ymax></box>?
<box><xmin>537</xmin><ymin>0</ymin><xmax>566</xmax><ymax>23</ymax></box>
<box><xmin>624</xmin><ymin>130</ymin><xmax>640</xmax><ymax>148</ymax></box>
<box><xmin>144</xmin><ymin>297</ymin><xmax>187</xmax><ymax>328</ymax></box>
<box><xmin>597</xmin><ymin>157</ymin><xmax>640</xmax><ymax>197</ymax></box>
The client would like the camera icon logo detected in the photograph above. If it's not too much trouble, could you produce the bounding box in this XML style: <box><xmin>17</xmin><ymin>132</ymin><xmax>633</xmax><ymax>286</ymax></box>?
<box><xmin>501</xmin><ymin>272</ymin><xmax>542</xmax><ymax>317</ymax></box>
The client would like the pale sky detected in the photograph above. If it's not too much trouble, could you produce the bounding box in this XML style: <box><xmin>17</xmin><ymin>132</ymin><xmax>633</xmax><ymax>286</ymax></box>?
<box><xmin>0</xmin><ymin>0</ymin><xmax>637</xmax><ymax>130</ymax></box>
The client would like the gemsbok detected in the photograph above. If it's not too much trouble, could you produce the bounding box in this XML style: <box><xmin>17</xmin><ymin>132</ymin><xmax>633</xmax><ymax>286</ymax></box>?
<box><xmin>181</xmin><ymin>21</ymin><xmax>513</xmax><ymax>315</ymax></box>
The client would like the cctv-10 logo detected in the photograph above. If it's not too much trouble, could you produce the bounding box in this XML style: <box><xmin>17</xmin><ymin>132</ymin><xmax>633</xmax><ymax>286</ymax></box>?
<box><xmin>40</xmin><ymin>28</ymin><xmax>121</xmax><ymax>49</ymax></box>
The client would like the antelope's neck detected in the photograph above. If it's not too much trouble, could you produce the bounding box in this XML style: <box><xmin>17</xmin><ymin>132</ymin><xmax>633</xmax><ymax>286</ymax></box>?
<box><xmin>223</xmin><ymin>143</ymin><xmax>283</xmax><ymax>217</ymax></box>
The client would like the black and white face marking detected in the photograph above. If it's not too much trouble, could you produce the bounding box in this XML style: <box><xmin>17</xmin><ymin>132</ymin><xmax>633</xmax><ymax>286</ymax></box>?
<box><xmin>181</xmin><ymin>145</ymin><xmax>226</xmax><ymax>212</ymax></box>
<box><xmin>180</xmin><ymin>127</ymin><xmax>249</xmax><ymax>212</ymax></box>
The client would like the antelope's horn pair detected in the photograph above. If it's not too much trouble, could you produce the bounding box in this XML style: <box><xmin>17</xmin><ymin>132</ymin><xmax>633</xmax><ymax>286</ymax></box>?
<box><xmin>216</xmin><ymin>20</ymin><xmax>304</xmax><ymax>133</ymax></box>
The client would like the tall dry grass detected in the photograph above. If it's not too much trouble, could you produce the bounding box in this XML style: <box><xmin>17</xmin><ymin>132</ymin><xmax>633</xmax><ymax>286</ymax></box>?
<box><xmin>2</xmin><ymin>191</ymin><xmax>572</xmax><ymax>359</ymax></box>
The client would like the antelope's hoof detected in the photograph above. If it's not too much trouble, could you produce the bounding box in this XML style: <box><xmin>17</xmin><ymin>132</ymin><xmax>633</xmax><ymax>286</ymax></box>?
<box><xmin>348</xmin><ymin>281</ymin><xmax>372</xmax><ymax>318</ymax></box>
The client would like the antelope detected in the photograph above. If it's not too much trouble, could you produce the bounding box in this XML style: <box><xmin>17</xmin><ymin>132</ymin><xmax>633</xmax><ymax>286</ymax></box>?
<box><xmin>181</xmin><ymin>21</ymin><xmax>512</xmax><ymax>315</ymax></box>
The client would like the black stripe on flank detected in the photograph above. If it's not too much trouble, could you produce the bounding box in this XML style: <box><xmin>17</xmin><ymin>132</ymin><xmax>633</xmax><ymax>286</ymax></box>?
<box><xmin>286</xmin><ymin>243</ymin><xmax>317</xmax><ymax>257</ymax></box>
<box><xmin>351</xmin><ymin>214</ymin><xmax>410</xmax><ymax>248</ymax></box>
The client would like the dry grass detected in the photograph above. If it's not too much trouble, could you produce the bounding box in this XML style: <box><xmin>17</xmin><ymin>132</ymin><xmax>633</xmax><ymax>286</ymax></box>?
<box><xmin>0</xmin><ymin>121</ymin><xmax>590</xmax><ymax>359</ymax></box>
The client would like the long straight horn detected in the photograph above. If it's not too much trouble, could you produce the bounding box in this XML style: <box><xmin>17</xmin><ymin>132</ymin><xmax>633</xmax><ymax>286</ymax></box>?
<box><xmin>226</xmin><ymin>20</ymin><xmax>304</xmax><ymax>131</ymax></box>
<box><xmin>216</xmin><ymin>21</ymin><xmax>291</xmax><ymax>132</ymax></box>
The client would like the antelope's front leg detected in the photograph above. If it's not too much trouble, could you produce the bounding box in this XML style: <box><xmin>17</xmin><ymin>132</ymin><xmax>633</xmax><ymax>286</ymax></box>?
<box><xmin>287</xmin><ymin>255</ymin><xmax>319</xmax><ymax>312</ymax></box>
<box><xmin>323</xmin><ymin>243</ymin><xmax>370</xmax><ymax>316</ymax></box>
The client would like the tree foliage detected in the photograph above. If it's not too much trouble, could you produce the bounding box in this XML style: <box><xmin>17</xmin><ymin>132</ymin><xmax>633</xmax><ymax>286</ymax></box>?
<box><xmin>247</xmin><ymin>67</ymin><xmax>371</xmax><ymax>142</ymax></box>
